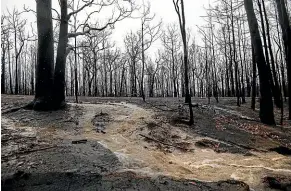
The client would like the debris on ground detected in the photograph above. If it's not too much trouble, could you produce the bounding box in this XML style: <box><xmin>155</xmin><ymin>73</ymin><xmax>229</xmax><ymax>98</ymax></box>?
<box><xmin>71</xmin><ymin>139</ymin><xmax>87</xmax><ymax>144</ymax></box>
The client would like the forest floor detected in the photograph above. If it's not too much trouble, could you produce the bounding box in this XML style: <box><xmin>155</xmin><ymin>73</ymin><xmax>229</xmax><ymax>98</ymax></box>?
<box><xmin>1</xmin><ymin>95</ymin><xmax>291</xmax><ymax>191</ymax></box>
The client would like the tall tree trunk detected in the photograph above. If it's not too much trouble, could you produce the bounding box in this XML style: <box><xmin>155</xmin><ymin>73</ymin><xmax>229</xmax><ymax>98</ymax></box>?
<box><xmin>258</xmin><ymin>0</ymin><xmax>282</xmax><ymax>108</ymax></box>
<box><xmin>245</xmin><ymin>0</ymin><xmax>275</xmax><ymax>125</ymax></box>
<box><xmin>33</xmin><ymin>0</ymin><xmax>54</xmax><ymax>110</ymax></box>
<box><xmin>174</xmin><ymin>0</ymin><xmax>194</xmax><ymax>125</ymax></box>
<box><xmin>251</xmin><ymin>46</ymin><xmax>257</xmax><ymax>110</ymax></box>
<box><xmin>141</xmin><ymin>23</ymin><xmax>146</xmax><ymax>101</ymax></box>
<box><xmin>30</xmin><ymin>47</ymin><xmax>35</xmax><ymax>95</ymax></box>
<box><xmin>275</xmin><ymin>0</ymin><xmax>291</xmax><ymax>119</ymax></box>
<box><xmin>52</xmin><ymin>0</ymin><xmax>68</xmax><ymax>109</ymax></box>
<box><xmin>227</xmin><ymin>17</ymin><xmax>235</xmax><ymax>97</ymax></box>
<box><xmin>8</xmin><ymin>42</ymin><xmax>13</xmax><ymax>94</ymax></box>
<box><xmin>14</xmin><ymin>30</ymin><xmax>18</xmax><ymax>95</ymax></box>
<box><xmin>231</xmin><ymin>1</ymin><xmax>240</xmax><ymax>106</ymax></box>
<box><xmin>1</xmin><ymin>43</ymin><xmax>6</xmax><ymax>94</ymax></box>
<box><xmin>74</xmin><ymin>37</ymin><xmax>78</xmax><ymax>103</ymax></box>
<box><xmin>262</xmin><ymin>0</ymin><xmax>281</xmax><ymax>103</ymax></box>
<box><xmin>223</xmin><ymin>26</ymin><xmax>230</xmax><ymax>97</ymax></box>
<box><xmin>82</xmin><ymin>54</ymin><xmax>86</xmax><ymax>96</ymax></box>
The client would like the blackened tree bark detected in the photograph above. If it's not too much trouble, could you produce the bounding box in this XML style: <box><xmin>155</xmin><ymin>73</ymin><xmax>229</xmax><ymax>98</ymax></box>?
<box><xmin>244</xmin><ymin>0</ymin><xmax>275</xmax><ymax>125</ymax></box>
<box><xmin>33</xmin><ymin>0</ymin><xmax>54</xmax><ymax>110</ymax></box>
<box><xmin>251</xmin><ymin>46</ymin><xmax>256</xmax><ymax>110</ymax></box>
<box><xmin>52</xmin><ymin>0</ymin><xmax>68</xmax><ymax>109</ymax></box>
<box><xmin>257</xmin><ymin>0</ymin><xmax>282</xmax><ymax>108</ymax></box>
<box><xmin>30</xmin><ymin>48</ymin><xmax>35</xmax><ymax>95</ymax></box>
<box><xmin>1</xmin><ymin>40</ymin><xmax>6</xmax><ymax>94</ymax></box>
<box><xmin>1</xmin><ymin>16</ymin><xmax>7</xmax><ymax>94</ymax></box>
<box><xmin>173</xmin><ymin>0</ymin><xmax>194</xmax><ymax>125</ymax></box>
<box><xmin>230</xmin><ymin>0</ymin><xmax>240</xmax><ymax>106</ymax></box>
<box><xmin>275</xmin><ymin>0</ymin><xmax>291</xmax><ymax>119</ymax></box>
<box><xmin>262</xmin><ymin>0</ymin><xmax>281</xmax><ymax>105</ymax></box>
<box><xmin>8</xmin><ymin>38</ymin><xmax>13</xmax><ymax>94</ymax></box>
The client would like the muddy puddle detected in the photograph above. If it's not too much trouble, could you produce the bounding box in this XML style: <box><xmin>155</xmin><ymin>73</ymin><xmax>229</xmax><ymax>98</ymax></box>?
<box><xmin>2</xmin><ymin>102</ymin><xmax>291</xmax><ymax>190</ymax></box>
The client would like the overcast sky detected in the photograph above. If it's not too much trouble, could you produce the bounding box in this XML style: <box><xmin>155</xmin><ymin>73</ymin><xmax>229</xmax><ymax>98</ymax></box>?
<box><xmin>1</xmin><ymin>0</ymin><xmax>210</xmax><ymax>53</ymax></box>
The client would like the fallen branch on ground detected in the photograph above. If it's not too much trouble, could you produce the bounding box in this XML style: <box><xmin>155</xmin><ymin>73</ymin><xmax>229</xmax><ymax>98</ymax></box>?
<box><xmin>139</xmin><ymin>134</ymin><xmax>194</xmax><ymax>151</ymax></box>
<box><xmin>194</xmin><ymin>130</ymin><xmax>267</xmax><ymax>152</ymax></box>
<box><xmin>72</xmin><ymin>139</ymin><xmax>88</xmax><ymax>144</ymax></box>
<box><xmin>212</xmin><ymin>106</ymin><xmax>259</xmax><ymax>122</ymax></box>
<box><xmin>1</xmin><ymin>136</ymin><xmax>36</xmax><ymax>143</ymax></box>
<box><xmin>145</xmin><ymin>101</ymin><xmax>177</xmax><ymax>112</ymax></box>
<box><xmin>2</xmin><ymin>145</ymin><xmax>57</xmax><ymax>161</ymax></box>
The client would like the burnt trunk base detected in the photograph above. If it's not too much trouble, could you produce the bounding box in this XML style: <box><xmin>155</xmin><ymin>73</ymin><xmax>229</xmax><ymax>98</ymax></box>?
<box><xmin>25</xmin><ymin>97</ymin><xmax>66</xmax><ymax>111</ymax></box>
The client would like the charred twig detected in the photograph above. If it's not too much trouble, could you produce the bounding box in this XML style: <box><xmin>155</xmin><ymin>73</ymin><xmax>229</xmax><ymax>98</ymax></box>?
<box><xmin>72</xmin><ymin>139</ymin><xmax>87</xmax><ymax>144</ymax></box>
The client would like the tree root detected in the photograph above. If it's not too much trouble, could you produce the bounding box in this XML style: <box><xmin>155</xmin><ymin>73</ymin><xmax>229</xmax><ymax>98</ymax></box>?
<box><xmin>2</xmin><ymin>100</ymin><xmax>67</xmax><ymax>114</ymax></box>
<box><xmin>2</xmin><ymin>105</ymin><xmax>27</xmax><ymax>114</ymax></box>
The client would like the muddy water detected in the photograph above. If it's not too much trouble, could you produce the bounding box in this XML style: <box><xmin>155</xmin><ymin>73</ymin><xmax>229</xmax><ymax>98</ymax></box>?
<box><xmin>68</xmin><ymin>103</ymin><xmax>291</xmax><ymax>190</ymax></box>
<box><xmin>2</xmin><ymin>103</ymin><xmax>291</xmax><ymax>190</ymax></box>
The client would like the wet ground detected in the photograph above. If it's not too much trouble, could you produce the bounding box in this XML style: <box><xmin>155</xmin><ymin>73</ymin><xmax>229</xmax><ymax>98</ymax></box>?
<box><xmin>1</xmin><ymin>95</ymin><xmax>291</xmax><ymax>191</ymax></box>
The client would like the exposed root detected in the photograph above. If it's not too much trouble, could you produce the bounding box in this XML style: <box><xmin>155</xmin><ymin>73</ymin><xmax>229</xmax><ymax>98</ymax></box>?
<box><xmin>2</xmin><ymin>105</ymin><xmax>27</xmax><ymax>114</ymax></box>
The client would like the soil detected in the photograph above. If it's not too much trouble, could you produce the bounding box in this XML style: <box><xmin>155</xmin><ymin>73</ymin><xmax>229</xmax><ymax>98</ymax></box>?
<box><xmin>2</xmin><ymin>95</ymin><xmax>291</xmax><ymax>191</ymax></box>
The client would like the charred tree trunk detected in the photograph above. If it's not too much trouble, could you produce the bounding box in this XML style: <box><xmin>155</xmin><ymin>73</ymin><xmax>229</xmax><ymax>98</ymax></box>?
<box><xmin>1</xmin><ymin>43</ymin><xmax>6</xmax><ymax>94</ymax></box>
<box><xmin>52</xmin><ymin>0</ymin><xmax>68</xmax><ymax>109</ymax></box>
<box><xmin>231</xmin><ymin>1</ymin><xmax>240</xmax><ymax>106</ymax></box>
<box><xmin>245</xmin><ymin>0</ymin><xmax>275</xmax><ymax>125</ymax></box>
<box><xmin>258</xmin><ymin>0</ymin><xmax>282</xmax><ymax>108</ymax></box>
<box><xmin>251</xmin><ymin>46</ymin><xmax>257</xmax><ymax>110</ymax></box>
<box><xmin>174</xmin><ymin>0</ymin><xmax>194</xmax><ymax>125</ymax></box>
<box><xmin>30</xmin><ymin>48</ymin><xmax>35</xmax><ymax>95</ymax></box>
<box><xmin>8</xmin><ymin>42</ymin><xmax>13</xmax><ymax>94</ymax></box>
<box><xmin>141</xmin><ymin>24</ymin><xmax>146</xmax><ymax>101</ymax></box>
<box><xmin>74</xmin><ymin>37</ymin><xmax>78</xmax><ymax>103</ymax></box>
<box><xmin>33</xmin><ymin>0</ymin><xmax>54</xmax><ymax>110</ymax></box>
<box><xmin>275</xmin><ymin>0</ymin><xmax>291</xmax><ymax>119</ymax></box>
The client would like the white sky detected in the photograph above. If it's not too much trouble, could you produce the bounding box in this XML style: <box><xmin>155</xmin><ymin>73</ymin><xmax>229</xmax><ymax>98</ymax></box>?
<box><xmin>1</xmin><ymin>0</ymin><xmax>209</xmax><ymax>53</ymax></box>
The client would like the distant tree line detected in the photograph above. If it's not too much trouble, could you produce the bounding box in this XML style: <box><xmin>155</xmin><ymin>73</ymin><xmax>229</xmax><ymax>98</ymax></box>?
<box><xmin>1</xmin><ymin>0</ymin><xmax>291</xmax><ymax>125</ymax></box>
